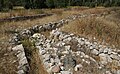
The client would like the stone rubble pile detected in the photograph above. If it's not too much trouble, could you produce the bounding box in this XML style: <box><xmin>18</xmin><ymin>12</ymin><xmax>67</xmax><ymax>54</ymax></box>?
<box><xmin>12</xmin><ymin>44</ymin><xmax>29</xmax><ymax>74</ymax></box>
<box><xmin>11</xmin><ymin>12</ymin><xmax>120</xmax><ymax>74</ymax></box>
<box><xmin>29</xmin><ymin>29</ymin><xmax>120</xmax><ymax>74</ymax></box>
<box><xmin>11</xmin><ymin>13</ymin><xmax>101</xmax><ymax>45</ymax></box>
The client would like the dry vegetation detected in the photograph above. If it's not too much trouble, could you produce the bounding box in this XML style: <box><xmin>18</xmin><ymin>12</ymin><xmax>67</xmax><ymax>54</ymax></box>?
<box><xmin>0</xmin><ymin>7</ymin><xmax>120</xmax><ymax>74</ymax></box>
<box><xmin>61</xmin><ymin>8</ymin><xmax>120</xmax><ymax>49</ymax></box>
<box><xmin>22</xmin><ymin>39</ymin><xmax>48</xmax><ymax>74</ymax></box>
<box><xmin>0</xmin><ymin>7</ymin><xmax>86</xmax><ymax>74</ymax></box>
<box><xmin>0</xmin><ymin>7</ymin><xmax>86</xmax><ymax>19</ymax></box>
<box><xmin>0</xmin><ymin>7</ymin><xmax>85</xmax><ymax>43</ymax></box>
<box><xmin>0</xmin><ymin>9</ymin><xmax>45</xmax><ymax>19</ymax></box>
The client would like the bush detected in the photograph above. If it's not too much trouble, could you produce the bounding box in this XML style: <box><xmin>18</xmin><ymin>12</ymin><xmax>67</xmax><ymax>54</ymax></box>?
<box><xmin>0</xmin><ymin>0</ymin><xmax>13</xmax><ymax>11</ymax></box>
<box><xmin>23</xmin><ymin>0</ymin><xmax>47</xmax><ymax>9</ymax></box>
<box><xmin>1</xmin><ymin>0</ymin><xmax>120</xmax><ymax>10</ymax></box>
<box><xmin>90</xmin><ymin>2</ymin><xmax>96</xmax><ymax>8</ymax></box>
<box><xmin>45</xmin><ymin>0</ymin><xmax>55</xmax><ymax>8</ymax></box>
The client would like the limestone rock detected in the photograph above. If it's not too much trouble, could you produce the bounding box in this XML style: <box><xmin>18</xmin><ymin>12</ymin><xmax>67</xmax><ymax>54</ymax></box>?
<box><xmin>17</xmin><ymin>70</ymin><xmax>24</xmax><ymax>74</ymax></box>
<box><xmin>12</xmin><ymin>44</ymin><xmax>24</xmax><ymax>51</ymax></box>
<box><xmin>117</xmin><ymin>70</ymin><xmax>120</xmax><ymax>74</ymax></box>
<box><xmin>91</xmin><ymin>49</ymin><xmax>99</xmax><ymax>55</ymax></box>
<box><xmin>99</xmin><ymin>53</ymin><xmax>112</xmax><ymax>65</ymax></box>
<box><xmin>74</xmin><ymin>64</ymin><xmax>83</xmax><ymax>71</ymax></box>
<box><xmin>51</xmin><ymin>66</ymin><xmax>60</xmax><ymax>73</ymax></box>
<box><xmin>61</xmin><ymin>71</ymin><xmax>72</xmax><ymax>74</ymax></box>
<box><xmin>110</xmin><ymin>54</ymin><xmax>119</xmax><ymax>60</ymax></box>
<box><xmin>63</xmin><ymin>55</ymin><xmax>76</xmax><ymax>70</ymax></box>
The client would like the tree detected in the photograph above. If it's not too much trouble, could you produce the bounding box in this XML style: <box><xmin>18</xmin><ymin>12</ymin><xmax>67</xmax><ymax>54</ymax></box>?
<box><xmin>46</xmin><ymin>0</ymin><xmax>55</xmax><ymax>8</ymax></box>
<box><xmin>1</xmin><ymin>0</ymin><xmax>120</xmax><ymax>11</ymax></box>
<box><xmin>24</xmin><ymin>0</ymin><xmax>31</xmax><ymax>9</ymax></box>
<box><xmin>0</xmin><ymin>0</ymin><xmax>4</xmax><ymax>11</ymax></box>
<box><xmin>0</xmin><ymin>0</ymin><xmax>13</xmax><ymax>11</ymax></box>
<box><xmin>34</xmin><ymin>0</ymin><xmax>47</xmax><ymax>8</ymax></box>
<box><xmin>23</xmin><ymin>0</ymin><xmax>47</xmax><ymax>9</ymax></box>
<box><xmin>53</xmin><ymin>0</ymin><xmax>66</xmax><ymax>8</ymax></box>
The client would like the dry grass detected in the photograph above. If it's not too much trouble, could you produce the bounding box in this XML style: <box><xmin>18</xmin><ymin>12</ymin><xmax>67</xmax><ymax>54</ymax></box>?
<box><xmin>0</xmin><ymin>44</ymin><xmax>18</xmax><ymax>74</ymax></box>
<box><xmin>0</xmin><ymin>11</ymin><xmax>62</xmax><ymax>74</ymax></box>
<box><xmin>0</xmin><ymin>7</ymin><xmax>83</xmax><ymax>42</ymax></box>
<box><xmin>61</xmin><ymin>8</ymin><xmax>120</xmax><ymax>74</ymax></box>
<box><xmin>0</xmin><ymin>7</ymin><xmax>86</xmax><ymax>19</ymax></box>
<box><xmin>81</xmin><ymin>7</ymin><xmax>109</xmax><ymax>14</ymax></box>
<box><xmin>107</xmin><ymin>60</ymin><xmax>120</xmax><ymax>72</ymax></box>
<box><xmin>0</xmin><ymin>7</ymin><xmax>120</xmax><ymax>74</ymax></box>
<box><xmin>61</xmin><ymin>10</ymin><xmax>120</xmax><ymax>48</ymax></box>
<box><xmin>0</xmin><ymin>9</ymin><xmax>45</xmax><ymax>19</ymax></box>
<box><xmin>0</xmin><ymin>8</ymin><xmax>85</xmax><ymax>74</ymax></box>
<box><xmin>22</xmin><ymin>39</ymin><xmax>48</xmax><ymax>74</ymax></box>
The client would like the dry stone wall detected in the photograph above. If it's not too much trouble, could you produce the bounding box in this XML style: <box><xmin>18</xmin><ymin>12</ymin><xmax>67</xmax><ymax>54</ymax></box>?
<box><xmin>0</xmin><ymin>14</ymin><xmax>52</xmax><ymax>22</ymax></box>
<box><xmin>11</xmin><ymin>13</ymin><xmax>120</xmax><ymax>74</ymax></box>
<box><xmin>31</xmin><ymin>30</ymin><xmax>120</xmax><ymax>74</ymax></box>
<box><xmin>12</xmin><ymin>44</ymin><xmax>29</xmax><ymax>74</ymax></box>
<box><xmin>11</xmin><ymin>13</ymin><xmax>100</xmax><ymax>45</ymax></box>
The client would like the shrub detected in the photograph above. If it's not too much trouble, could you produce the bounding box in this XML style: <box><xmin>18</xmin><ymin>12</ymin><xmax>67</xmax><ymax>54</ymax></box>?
<box><xmin>45</xmin><ymin>0</ymin><xmax>55</xmax><ymax>8</ymax></box>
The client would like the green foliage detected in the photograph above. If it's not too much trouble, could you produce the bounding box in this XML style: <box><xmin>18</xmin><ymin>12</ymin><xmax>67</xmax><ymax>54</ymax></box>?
<box><xmin>90</xmin><ymin>2</ymin><xmax>96</xmax><ymax>8</ymax></box>
<box><xmin>0</xmin><ymin>0</ymin><xmax>120</xmax><ymax>11</ymax></box>
<box><xmin>24</xmin><ymin>0</ymin><xmax>31</xmax><ymax>9</ymax></box>
<box><xmin>45</xmin><ymin>0</ymin><xmax>55</xmax><ymax>8</ymax></box>
<box><xmin>24</xmin><ymin>0</ymin><xmax>47</xmax><ymax>9</ymax></box>
<box><xmin>0</xmin><ymin>0</ymin><xmax>13</xmax><ymax>11</ymax></box>
<box><xmin>45</xmin><ymin>0</ymin><xmax>120</xmax><ymax>8</ymax></box>
<box><xmin>0</xmin><ymin>0</ymin><xmax>4</xmax><ymax>11</ymax></box>
<box><xmin>54</xmin><ymin>0</ymin><xmax>67</xmax><ymax>8</ymax></box>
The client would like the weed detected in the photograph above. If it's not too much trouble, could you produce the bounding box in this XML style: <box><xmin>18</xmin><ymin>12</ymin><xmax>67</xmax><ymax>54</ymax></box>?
<box><xmin>22</xmin><ymin>39</ymin><xmax>48</xmax><ymax>74</ymax></box>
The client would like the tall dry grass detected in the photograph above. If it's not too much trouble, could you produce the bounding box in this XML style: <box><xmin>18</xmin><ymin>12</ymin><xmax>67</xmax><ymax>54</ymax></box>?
<box><xmin>61</xmin><ymin>15</ymin><xmax>120</xmax><ymax>48</ymax></box>
<box><xmin>0</xmin><ymin>7</ymin><xmax>119</xmax><ymax>74</ymax></box>
<box><xmin>0</xmin><ymin>9</ymin><xmax>44</xmax><ymax>19</ymax></box>
<box><xmin>0</xmin><ymin>8</ymin><xmax>85</xmax><ymax>74</ymax></box>
<box><xmin>22</xmin><ymin>39</ymin><xmax>48</xmax><ymax>74</ymax></box>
